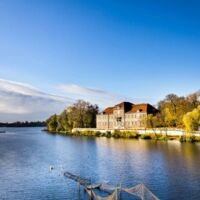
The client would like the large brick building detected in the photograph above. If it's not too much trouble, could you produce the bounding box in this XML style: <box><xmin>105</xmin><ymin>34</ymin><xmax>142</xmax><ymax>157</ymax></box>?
<box><xmin>96</xmin><ymin>102</ymin><xmax>158</xmax><ymax>129</ymax></box>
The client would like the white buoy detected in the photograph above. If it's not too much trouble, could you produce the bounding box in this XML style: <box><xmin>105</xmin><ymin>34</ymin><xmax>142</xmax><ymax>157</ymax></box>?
<box><xmin>49</xmin><ymin>165</ymin><xmax>54</xmax><ymax>171</ymax></box>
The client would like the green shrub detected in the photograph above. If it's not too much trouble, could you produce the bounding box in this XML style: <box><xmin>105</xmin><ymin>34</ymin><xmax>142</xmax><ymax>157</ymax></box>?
<box><xmin>157</xmin><ymin>135</ymin><xmax>168</xmax><ymax>141</ymax></box>
<box><xmin>140</xmin><ymin>134</ymin><xmax>151</xmax><ymax>140</ymax></box>
<box><xmin>179</xmin><ymin>135</ymin><xmax>197</xmax><ymax>143</ymax></box>
<box><xmin>99</xmin><ymin>132</ymin><xmax>106</xmax><ymax>137</ymax></box>
<box><xmin>179</xmin><ymin>136</ymin><xmax>186</xmax><ymax>142</ymax></box>
<box><xmin>95</xmin><ymin>131</ymin><xmax>101</xmax><ymax>137</ymax></box>
<box><xmin>195</xmin><ymin>137</ymin><xmax>200</xmax><ymax>142</ymax></box>
<box><xmin>186</xmin><ymin>136</ymin><xmax>196</xmax><ymax>143</ymax></box>
<box><xmin>129</xmin><ymin>131</ymin><xmax>140</xmax><ymax>139</ymax></box>
<box><xmin>111</xmin><ymin>130</ymin><xmax>139</xmax><ymax>138</ymax></box>
<box><xmin>111</xmin><ymin>131</ymin><xmax>120</xmax><ymax>138</ymax></box>
<box><xmin>123</xmin><ymin>131</ymin><xmax>139</xmax><ymax>138</ymax></box>
<box><xmin>167</xmin><ymin>136</ymin><xmax>177</xmax><ymax>140</ymax></box>
<box><xmin>106</xmin><ymin>131</ymin><xmax>112</xmax><ymax>138</ymax></box>
<box><xmin>56</xmin><ymin>129</ymin><xmax>140</xmax><ymax>139</ymax></box>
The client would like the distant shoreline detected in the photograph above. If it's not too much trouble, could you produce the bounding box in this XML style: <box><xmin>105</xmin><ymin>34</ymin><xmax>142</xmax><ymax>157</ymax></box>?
<box><xmin>0</xmin><ymin>121</ymin><xmax>46</xmax><ymax>128</ymax></box>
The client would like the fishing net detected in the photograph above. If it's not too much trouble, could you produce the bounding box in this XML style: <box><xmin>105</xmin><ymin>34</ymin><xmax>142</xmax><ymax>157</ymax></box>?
<box><xmin>122</xmin><ymin>183</ymin><xmax>159</xmax><ymax>200</ymax></box>
<box><xmin>89</xmin><ymin>183</ymin><xmax>159</xmax><ymax>200</ymax></box>
<box><xmin>99</xmin><ymin>183</ymin><xmax>117</xmax><ymax>191</ymax></box>
<box><xmin>63</xmin><ymin>171</ymin><xmax>159</xmax><ymax>200</ymax></box>
<box><xmin>86</xmin><ymin>189</ymin><xmax>118</xmax><ymax>200</ymax></box>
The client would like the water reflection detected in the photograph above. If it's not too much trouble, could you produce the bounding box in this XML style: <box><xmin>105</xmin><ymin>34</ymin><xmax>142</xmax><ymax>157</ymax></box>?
<box><xmin>0</xmin><ymin>128</ymin><xmax>200</xmax><ymax>200</ymax></box>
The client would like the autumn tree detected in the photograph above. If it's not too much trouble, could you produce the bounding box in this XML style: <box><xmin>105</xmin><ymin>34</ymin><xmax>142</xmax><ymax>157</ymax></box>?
<box><xmin>183</xmin><ymin>106</ymin><xmax>200</xmax><ymax>132</ymax></box>
<box><xmin>143</xmin><ymin>114</ymin><xmax>163</xmax><ymax>129</ymax></box>
<box><xmin>158</xmin><ymin>93</ymin><xmax>200</xmax><ymax>128</ymax></box>
<box><xmin>143</xmin><ymin>114</ymin><xmax>163</xmax><ymax>137</ymax></box>
<box><xmin>46</xmin><ymin>114</ymin><xmax>58</xmax><ymax>132</ymax></box>
<box><xmin>46</xmin><ymin>100</ymin><xmax>99</xmax><ymax>132</ymax></box>
<box><xmin>56</xmin><ymin>111</ymin><xmax>72</xmax><ymax>132</ymax></box>
<box><xmin>66</xmin><ymin>100</ymin><xmax>99</xmax><ymax>128</ymax></box>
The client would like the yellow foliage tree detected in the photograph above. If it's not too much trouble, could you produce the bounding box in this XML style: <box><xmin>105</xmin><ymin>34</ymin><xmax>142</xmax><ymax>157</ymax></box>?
<box><xmin>183</xmin><ymin>106</ymin><xmax>200</xmax><ymax>133</ymax></box>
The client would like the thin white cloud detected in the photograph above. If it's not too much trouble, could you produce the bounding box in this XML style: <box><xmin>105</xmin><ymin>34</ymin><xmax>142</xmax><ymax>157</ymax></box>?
<box><xmin>0</xmin><ymin>79</ymin><xmax>155</xmax><ymax>122</ymax></box>
<box><xmin>0</xmin><ymin>78</ymin><xmax>70</xmax><ymax>102</ymax></box>
<box><xmin>0</xmin><ymin>79</ymin><xmax>73</xmax><ymax>122</ymax></box>
<box><xmin>57</xmin><ymin>84</ymin><xmax>108</xmax><ymax>96</ymax></box>
<box><xmin>56</xmin><ymin>84</ymin><xmax>148</xmax><ymax>108</ymax></box>
<box><xmin>57</xmin><ymin>84</ymin><xmax>125</xmax><ymax>105</ymax></box>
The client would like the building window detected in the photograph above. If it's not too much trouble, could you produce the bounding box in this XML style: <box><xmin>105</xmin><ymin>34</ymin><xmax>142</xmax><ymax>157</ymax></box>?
<box><xmin>117</xmin><ymin>117</ymin><xmax>122</xmax><ymax>122</ymax></box>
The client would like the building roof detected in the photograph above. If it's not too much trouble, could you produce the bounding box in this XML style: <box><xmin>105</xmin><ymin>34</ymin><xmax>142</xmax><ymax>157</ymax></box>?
<box><xmin>102</xmin><ymin>102</ymin><xmax>158</xmax><ymax>115</ymax></box>
<box><xmin>103</xmin><ymin>107</ymin><xmax>113</xmax><ymax>114</ymax></box>
<box><xmin>126</xmin><ymin>103</ymin><xmax>158</xmax><ymax>113</ymax></box>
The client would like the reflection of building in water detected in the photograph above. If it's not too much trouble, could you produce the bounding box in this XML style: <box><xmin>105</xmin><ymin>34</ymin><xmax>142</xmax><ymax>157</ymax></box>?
<box><xmin>96</xmin><ymin>102</ymin><xmax>158</xmax><ymax>129</ymax></box>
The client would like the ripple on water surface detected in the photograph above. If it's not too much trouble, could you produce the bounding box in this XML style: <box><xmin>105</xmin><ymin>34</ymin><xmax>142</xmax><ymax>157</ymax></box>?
<box><xmin>0</xmin><ymin>127</ymin><xmax>200</xmax><ymax>200</ymax></box>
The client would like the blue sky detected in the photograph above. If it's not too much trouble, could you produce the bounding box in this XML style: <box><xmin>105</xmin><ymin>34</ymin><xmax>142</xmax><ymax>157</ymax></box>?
<box><xmin>0</xmin><ymin>0</ymin><xmax>199</xmax><ymax>121</ymax></box>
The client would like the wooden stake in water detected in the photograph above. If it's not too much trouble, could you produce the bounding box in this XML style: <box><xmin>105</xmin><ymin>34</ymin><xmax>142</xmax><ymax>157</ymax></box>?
<box><xmin>88</xmin><ymin>189</ymin><xmax>93</xmax><ymax>200</ymax></box>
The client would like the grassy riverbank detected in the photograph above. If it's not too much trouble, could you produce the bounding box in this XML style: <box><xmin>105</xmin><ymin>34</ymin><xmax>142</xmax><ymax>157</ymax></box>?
<box><xmin>46</xmin><ymin>129</ymin><xmax>200</xmax><ymax>143</ymax></box>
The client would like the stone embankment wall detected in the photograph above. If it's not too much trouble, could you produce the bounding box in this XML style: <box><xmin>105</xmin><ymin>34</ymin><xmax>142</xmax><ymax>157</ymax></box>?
<box><xmin>72</xmin><ymin>128</ymin><xmax>200</xmax><ymax>137</ymax></box>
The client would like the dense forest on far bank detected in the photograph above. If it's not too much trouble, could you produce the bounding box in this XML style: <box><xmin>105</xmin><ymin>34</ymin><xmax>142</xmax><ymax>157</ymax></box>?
<box><xmin>0</xmin><ymin>121</ymin><xmax>46</xmax><ymax>127</ymax></box>
<box><xmin>46</xmin><ymin>92</ymin><xmax>200</xmax><ymax>134</ymax></box>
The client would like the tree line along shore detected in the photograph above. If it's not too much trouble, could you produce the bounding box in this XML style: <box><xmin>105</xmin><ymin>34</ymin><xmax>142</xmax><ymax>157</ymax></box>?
<box><xmin>0</xmin><ymin>121</ymin><xmax>46</xmax><ymax>127</ymax></box>
<box><xmin>46</xmin><ymin>92</ymin><xmax>200</xmax><ymax>142</ymax></box>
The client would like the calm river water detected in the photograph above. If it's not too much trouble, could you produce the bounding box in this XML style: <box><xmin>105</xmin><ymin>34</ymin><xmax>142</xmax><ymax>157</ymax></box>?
<box><xmin>0</xmin><ymin>127</ymin><xmax>200</xmax><ymax>200</ymax></box>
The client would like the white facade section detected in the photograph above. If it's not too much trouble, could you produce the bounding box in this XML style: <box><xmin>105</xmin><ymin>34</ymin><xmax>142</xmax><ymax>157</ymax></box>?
<box><xmin>96</xmin><ymin>110</ymin><xmax>147</xmax><ymax>129</ymax></box>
